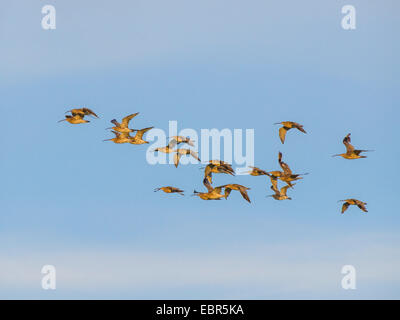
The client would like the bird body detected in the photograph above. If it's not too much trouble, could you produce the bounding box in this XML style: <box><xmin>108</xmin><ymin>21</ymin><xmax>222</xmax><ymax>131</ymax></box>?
<box><xmin>103</xmin><ymin>131</ymin><xmax>132</xmax><ymax>144</ymax></box>
<box><xmin>154</xmin><ymin>186</ymin><xmax>184</xmax><ymax>195</ymax></box>
<box><xmin>204</xmin><ymin>161</ymin><xmax>235</xmax><ymax>183</ymax></box>
<box><xmin>192</xmin><ymin>178</ymin><xmax>225</xmax><ymax>200</ymax></box>
<box><xmin>58</xmin><ymin>114</ymin><xmax>89</xmax><ymax>124</ymax></box>
<box><xmin>129</xmin><ymin>127</ymin><xmax>154</xmax><ymax>144</ymax></box>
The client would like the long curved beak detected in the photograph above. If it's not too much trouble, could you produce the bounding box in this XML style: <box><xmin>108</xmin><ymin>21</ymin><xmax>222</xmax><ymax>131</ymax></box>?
<box><xmin>273</xmin><ymin>122</ymin><xmax>282</xmax><ymax>125</ymax></box>
<box><xmin>57</xmin><ymin>119</ymin><xmax>66</xmax><ymax>123</ymax></box>
<box><xmin>332</xmin><ymin>154</ymin><xmax>341</xmax><ymax>157</ymax></box>
<box><xmin>154</xmin><ymin>188</ymin><xmax>160</xmax><ymax>192</ymax></box>
<box><xmin>103</xmin><ymin>139</ymin><xmax>112</xmax><ymax>142</ymax></box>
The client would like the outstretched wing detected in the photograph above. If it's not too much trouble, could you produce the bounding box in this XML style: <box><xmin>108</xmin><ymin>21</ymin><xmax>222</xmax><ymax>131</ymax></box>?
<box><xmin>279</xmin><ymin>127</ymin><xmax>288</xmax><ymax>144</ymax></box>
<box><xmin>190</xmin><ymin>150</ymin><xmax>201</xmax><ymax>162</ymax></box>
<box><xmin>167</xmin><ymin>139</ymin><xmax>178</xmax><ymax>149</ymax></box>
<box><xmin>173</xmin><ymin>152</ymin><xmax>182</xmax><ymax>168</ymax></box>
<box><xmin>202</xmin><ymin>177</ymin><xmax>214</xmax><ymax>193</ymax></box>
<box><xmin>239</xmin><ymin>187</ymin><xmax>251</xmax><ymax>203</ymax></box>
<box><xmin>294</xmin><ymin>123</ymin><xmax>306</xmax><ymax>134</ymax></box>
<box><xmin>343</xmin><ymin>134</ymin><xmax>355</xmax><ymax>154</ymax></box>
<box><xmin>82</xmin><ymin>108</ymin><xmax>99</xmax><ymax>118</ymax></box>
<box><xmin>280</xmin><ymin>185</ymin><xmax>291</xmax><ymax>196</ymax></box>
<box><xmin>121</xmin><ymin>113</ymin><xmax>139</xmax><ymax>128</ymax></box>
<box><xmin>278</xmin><ymin>152</ymin><xmax>292</xmax><ymax>175</ymax></box>
<box><xmin>341</xmin><ymin>202</ymin><xmax>350</xmax><ymax>214</ymax></box>
<box><xmin>134</xmin><ymin>127</ymin><xmax>154</xmax><ymax>139</ymax></box>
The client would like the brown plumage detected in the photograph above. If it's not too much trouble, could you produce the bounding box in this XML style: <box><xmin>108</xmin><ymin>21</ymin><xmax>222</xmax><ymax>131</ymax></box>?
<box><xmin>192</xmin><ymin>178</ymin><xmax>225</xmax><ymax>200</ymax></box>
<box><xmin>221</xmin><ymin>184</ymin><xmax>251</xmax><ymax>203</ymax></box>
<box><xmin>154</xmin><ymin>186</ymin><xmax>184</xmax><ymax>195</ymax></box>
<box><xmin>333</xmin><ymin>133</ymin><xmax>373</xmax><ymax>159</ymax></box>
<box><xmin>107</xmin><ymin>113</ymin><xmax>139</xmax><ymax>133</ymax></box>
<box><xmin>173</xmin><ymin>149</ymin><xmax>201</xmax><ymax>168</ymax></box>
<box><xmin>66</xmin><ymin>107</ymin><xmax>99</xmax><ymax>118</ymax></box>
<box><xmin>58</xmin><ymin>114</ymin><xmax>89</xmax><ymax>124</ymax></box>
<box><xmin>274</xmin><ymin>121</ymin><xmax>306</xmax><ymax>144</ymax></box>
<box><xmin>339</xmin><ymin>199</ymin><xmax>368</xmax><ymax>214</ymax></box>
<box><xmin>129</xmin><ymin>127</ymin><xmax>154</xmax><ymax>145</ymax></box>
<box><xmin>204</xmin><ymin>161</ymin><xmax>235</xmax><ymax>183</ymax></box>
<box><xmin>267</xmin><ymin>184</ymin><xmax>294</xmax><ymax>201</ymax></box>
<box><xmin>103</xmin><ymin>131</ymin><xmax>132</xmax><ymax>144</ymax></box>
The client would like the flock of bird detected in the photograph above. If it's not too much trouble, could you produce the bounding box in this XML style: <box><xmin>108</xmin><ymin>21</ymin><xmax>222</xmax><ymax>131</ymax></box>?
<box><xmin>59</xmin><ymin>108</ymin><xmax>371</xmax><ymax>214</ymax></box>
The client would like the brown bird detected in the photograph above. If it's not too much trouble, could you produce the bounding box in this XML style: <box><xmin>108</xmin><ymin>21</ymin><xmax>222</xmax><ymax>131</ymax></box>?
<box><xmin>173</xmin><ymin>149</ymin><xmax>201</xmax><ymax>168</ymax></box>
<box><xmin>65</xmin><ymin>107</ymin><xmax>99</xmax><ymax>118</ymax></box>
<box><xmin>107</xmin><ymin>113</ymin><xmax>139</xmax><ymax>133</ymax></box>
<box><xmin>333</xmin><ymin>133</ymin><xmax>373</xmax><ymax>159</ymax></box>
<box><xmin>192</xmin><ymin>178</ymin><xmax>225</xmax><ymax>200</ymax></box>
<box><xmin>168</xmin><ymin>136</ymin><xmax>195</xmax><ymax>147</ymax></box>
<box><xmin>247</xmin><ymin>166</ymin><xmax>269</xmax><ymax>176</ymax></box>
<box><xmin>58</xmin><ymin>114</ymin><xmax>90</xmax><ymax>124</ymax></box>
<box><xmin>338</xmin><ymin>199</ymin><xmax>368</xmax><ymax>214</ymax></box>
<box><xmin>129</xmin><ymin>127</ymin><xmax>154</xmax><ymax>145</ymax></box>
<box><xmin>274</xmin><ymin>121</ymin><xmax>306</xmax><ymax>144</ymax></box>
<box><xmin>277</xmin><ymin>152</ymin><xmax>308</xmax><ymax>185</ymax></box>
<box><xmin>267</xmin><ymin>184</ymin><xmax>294</xmax><ymax>201</ymax></box>
<box><xmin>103</xmin><ymin>131</ymin><xmax>132</xmax><ymax>144</ymax></box>
<box><xmin>221</xmin><ymin>184</ymin><xmax>251</xmax><ymax>203</ymax></box>
<box><xmin>153</xmin><ymin>139</ymin><xmax>179</xmax><ymax>154</ymax></box>
<box><xmin>154</xmin><ymin>186</ymin><xmax>184</xmax><ymax>195</ymax></box>
<box><xmin>203</xmin><ymin>161</ymin><xmax>235</xmax><ymax>184</ymax></box>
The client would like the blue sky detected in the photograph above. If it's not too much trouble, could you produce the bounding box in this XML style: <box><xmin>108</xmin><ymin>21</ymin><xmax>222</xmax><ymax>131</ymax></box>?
<box><xmin>0</xmin><ymin>0</ymin><xmax>399</xmax><ymax>299</ymax></box>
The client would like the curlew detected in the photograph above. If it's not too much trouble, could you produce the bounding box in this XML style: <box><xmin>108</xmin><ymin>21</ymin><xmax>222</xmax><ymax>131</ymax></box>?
<box><xmin>173</xmin><ymin>149</ymin><xmax>201</xmax><ymax>168</ymax></box>
<box><xmin>153</xmin><ymin>139</ymin><xmax>179</xmax><ymax>154</ymax></box>
<box><xmin>247</xmin><ymin>166</ymin><xmax>269</xmax><ymax>176</ymax></box>
<box><xmin>267</xmin><ymin>184</ymin><xmax>294</xmax><ymax>201</ymax></box>
<box><xmin>221</xmin><ymin>184</ymin><xmax>251</xmax><ymax>203</ymax></box>
<box><xmin>107</xmin><ymin>113</ymin><xmax>139</xmax><ymax>133</ymax></box>
<box><xmin>333</xmin><ymin>133</ymin><xmax>373</xmax><ymax>159</ymax></box>
<box><xmin>129</xmin><ymin>127</ymin><xmax>154</xmax><ymax>145</ymax></box>
<box><xmin>65</xmin><ymin>107</ymin><xmax>99</xmax><ymax>118</ymax></box>
<box><xmin>103</xmin><ymin>131</ymin><xmax>132</xmax><ymax>144</ymax></box>
<box><xmin>274</xmin><ymin>121</ymin><xmax>306</xmax><ymax>144</ymax></box>
<box><xmin>277</xmin><ymin>152</ymin><xmax>308</xmax><ymax>186</ymax></box>
<box><xmin>58</xmin><ymin>114</ymin><xmax>90</xmax><ymax>124</ymax></box>
<box><xmin>338</xmin><ymin>199</ymin><xmax>368</xmax><ymax>214</ymax></box>
<box><xmin>192</xmin><ymin>178</ymin><xmax>225</xmax><ymax>200</ymax></box>
<box><xmin>168</xmin><ymin>136</ymin><xmax>195</xmax><ymax>147</ymax></box>
<box><xmin>154</xmin><ymin>186</ymin><xmax>184</xmax><ymax>195</ymax></box>
<box><xmin>203</xmin><ymin>161</ymin><xmax>235</xmax><ymax>184</ymax></box>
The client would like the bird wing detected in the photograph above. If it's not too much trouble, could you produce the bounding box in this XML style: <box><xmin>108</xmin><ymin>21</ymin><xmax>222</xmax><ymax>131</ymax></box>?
<box><xmin>294</xmin><ymin>123</ymin><xmax>307</xmax><ymax>134</ymax></box>
<box><xmin>134</xmin><ymin>127</ymin><xmax>153</xmax><ymax>139</ymax></box>
<box><xmin>357</xmin><ymin>204</ymin><xmax>368</xmax><ymax>212</ymax></box>
<box><xmin>279</xmin><ymin>127</ymin><xmax>289</xmax><ymax>144</ymax></box>
<box><xmin>278</xmin><ymin>152</ymin><xmax>292</xmax><ymax>175</ymax></box>
<box><xmin>121</xmin><ymin>113</ymin><xmax>139</xmax><ymax>128</ymax></box>
<box><xmin>343</xmin><ymin>134</ymin><xmax>355</xmax><ymax>153</ymax></box>
<box><xmin>189</xmin><ymin>150</ymin><xmax>201</xmax><ymax>162</ymax></box>
<box><xmin>170</xmin><ymin>187</ymin><xmax>184</xmax><ymax>194</ymax></box>
<box><xmin>203</xmin><ymin>177</ymin><xmax>214</xmax><ymax>193</ymax></box>
<box><xmin>280</xmin><ymin>185</ymin><xmax>291</xmax><ymax>196</ymax></box>
<box><xmin>224</xmin><ymin>187</ymin><xmax>232</xmax><ymax>199</ymax></box>
<box><xmin>82</xmin><ymin>108</ymin><xmax>99</xmax><ymax>118</ymax></box>
<box><xmin>173</xmin><ymin>152</ymin><xmax>182</xmax><ymax>168</ymax></box>
<box><xmin>167</xmin><ymin>139</ymin><xmax>178</xmax><ymax>149</ymax></box>
<box><xmin>269</xmin><ymin>176</ymin><xmax>278</xmax><ymax>191</ymax></box>
<box><xmin>111</xmin><ymin>130</ymin><xmax>120</xmax><ymax>137</ymax></box>
<box><xmin>238</xmin><ymin>187</ymin><xmax>251</xmax><ymax>203</ymax></box>
<box><xmin>341</xmin><ymin>202</ymin><xmax>350</xmax><ymax>214</ymax></box>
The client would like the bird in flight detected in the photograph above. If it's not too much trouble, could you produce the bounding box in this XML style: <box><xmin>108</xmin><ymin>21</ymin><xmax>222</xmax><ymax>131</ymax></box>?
<box><xmin>107</xmin><ymin>113</ymin><xmax>139</xmax><ymax>133</ymax></box>
<box><xmin>103</xmin><ymin>130</ymin><xmax>133</xmax><ymax>144</ymax></box>
<box><xmin>58</xmin><ymin>114</ymin><xmax>90</xmax><ymax>124</ymax></box>
<box><xmin>192</xmin><ymin>178</ymin><xmax>225</xmax><ymax>200</ymax></box>
<box><xmin>154</xmin><ymin>186</ymin><xmax>184</xmax><ymax>195</ymax></box>
<box><xmin>203</xmin><ymin>161</ymin><xmax>235</xmax><ymax>184</ymax></box>
<box><xmin>267</xmin><ymin>184</ymin><xmax>294</xmax><ymax>201</ymax></box>
<box><xmin>277</xmin><ymin>152</ymin><xmax>308</xmax><ymax>186</ymax></box>
<box><xmin>65</xmin><ymin>107</ymin><xmax>99</xmax><ymax>118</ymax></box>
<box><xmin>338</xmin><ymin>199</ymin><xmax>368</xmax><ymax>213</ymax></box>
<box><xmin>173</xmin><ymin>149</ymin><xmax>201</xmax><ymax>168</ymax></box>
<box><xmin>129</xmin><ymin>127</ymin><xmax>154</xmax><ymax>145</ymax></box>
<box><xmin>332</xmin><ymin>133</ymin><xmax>373</xmax><ymax>159</ymax></box>
<box><xmin>221</xmin><ymin>184</ymin><xmax>251</xmax><ymax>203</ymax></box>
<box><xmin>274</xmin><ymin>121</ymin><xmax>306</xmax><ymax>144</ymax></box>
<box><xmin>168</xmin><ymin>136</ymin><xmax>195</xmax><ymax>147</ymax></box>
